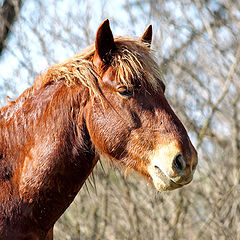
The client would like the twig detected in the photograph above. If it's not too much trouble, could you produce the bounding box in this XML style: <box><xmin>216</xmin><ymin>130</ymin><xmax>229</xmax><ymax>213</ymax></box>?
<box><xmin>197</xmin><ymin>44</ymin><xmax>240</xmax><ymax>148</ymax></box>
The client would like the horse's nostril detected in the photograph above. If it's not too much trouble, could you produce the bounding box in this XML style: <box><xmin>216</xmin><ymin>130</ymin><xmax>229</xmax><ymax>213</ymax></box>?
<box><xmin>172</xmin><ymin>153</ymin><xmax>186</xmax><ymax>173</ymax></box>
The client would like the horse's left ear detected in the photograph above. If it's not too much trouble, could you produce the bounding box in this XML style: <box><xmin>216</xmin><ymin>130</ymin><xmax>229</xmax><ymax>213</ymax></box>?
<box><xmin>93</xmin><ymin>19</ymin><xmax>116</xmax><ymax>69</ymax></box>
<box><xmin>138</xmin><ymin>25</ymin><xmax>152</xmax><ymax>47</ymax></box>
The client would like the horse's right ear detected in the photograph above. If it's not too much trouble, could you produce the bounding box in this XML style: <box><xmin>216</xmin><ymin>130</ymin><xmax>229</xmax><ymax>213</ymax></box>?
<box><xmin>93</xmin><ymin>19</ymin><xmax>116</xmax><ymax>69</ymax></box>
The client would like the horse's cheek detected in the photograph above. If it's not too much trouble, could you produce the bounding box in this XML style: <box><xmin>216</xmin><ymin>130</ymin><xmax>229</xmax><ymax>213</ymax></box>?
<box><xmin>85</xmin><ymin>109</ymin><xmax>109</xmax><ymax>152</ymax></box>
<box><xmin>86</xmin><ymin>108</ymin><xmax>125</xmax><ymax>156</ymax></box>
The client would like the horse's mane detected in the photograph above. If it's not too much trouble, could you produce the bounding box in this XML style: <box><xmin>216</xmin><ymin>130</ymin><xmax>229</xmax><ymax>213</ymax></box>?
<box><xmin>1</xmin><ymin>37</ymin><xmax>164</xmax><ymax>113</ymax></box>
<box><xmin>33</xmin><ymin>37</ymin><xmax>164</xmax><ymax>97</ymax></box>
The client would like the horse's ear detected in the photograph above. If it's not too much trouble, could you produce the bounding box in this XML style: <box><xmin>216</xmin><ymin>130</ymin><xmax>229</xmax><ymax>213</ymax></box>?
<box><xmin>93</xmin><ymin>19</ymin><xmax>116</xmax><ymax>68</ymax></box>
<box><xmin>138</xmin><ymin>25</ymin><xmax>152</xmax><ymax>47</ymax></box>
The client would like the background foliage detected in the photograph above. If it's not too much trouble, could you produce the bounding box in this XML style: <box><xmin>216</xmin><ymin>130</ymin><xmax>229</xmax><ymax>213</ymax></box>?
<box><xmin>0</xmin><ymin>0</ymin><xmax>240</xmax><ymax>239</ymax></box>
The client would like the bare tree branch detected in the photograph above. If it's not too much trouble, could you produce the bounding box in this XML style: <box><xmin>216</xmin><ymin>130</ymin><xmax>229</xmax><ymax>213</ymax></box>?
<box><xmin>197</xmin><ymin>43</ymin><xmax>240</xmax><ymax>148</ymax></box>
<box><xmin>0</xmin><ymin>0</ymin><xmax>22</xmax><ymax>56</ymax></box>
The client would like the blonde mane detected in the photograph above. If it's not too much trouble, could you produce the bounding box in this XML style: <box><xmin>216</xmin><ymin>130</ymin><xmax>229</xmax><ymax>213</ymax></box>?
<box><xmin>34</xmin><ymin>37</ymin><xmax>164</xmax><ymax>97</ymax></box>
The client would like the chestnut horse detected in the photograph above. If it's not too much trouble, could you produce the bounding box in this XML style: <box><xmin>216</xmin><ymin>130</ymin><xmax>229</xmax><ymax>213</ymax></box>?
<box><xmin>0</xmin><ymin>20</ymin><xmax>198</xmax><ymax>239</ymax></box>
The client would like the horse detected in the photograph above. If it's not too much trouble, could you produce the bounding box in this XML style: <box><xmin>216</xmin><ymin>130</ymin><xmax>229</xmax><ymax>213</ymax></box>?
<box><xmin>0</xmin><ymin>19</ymin><xmax>198</xmax><ymax>239</ymax></box>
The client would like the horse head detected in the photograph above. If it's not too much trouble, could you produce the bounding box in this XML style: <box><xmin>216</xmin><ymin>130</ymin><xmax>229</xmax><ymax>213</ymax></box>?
<box><xmin>85</xmin><ymin>20</ymin><xmax>198</xmax><ymax>191</ymax></box>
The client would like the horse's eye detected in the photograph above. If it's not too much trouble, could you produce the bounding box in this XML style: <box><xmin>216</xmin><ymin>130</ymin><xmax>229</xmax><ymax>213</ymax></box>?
<box><xmin>117</xmin><ymin>86</ymin><xmax>133</xmax><ymax>97</ymax></box>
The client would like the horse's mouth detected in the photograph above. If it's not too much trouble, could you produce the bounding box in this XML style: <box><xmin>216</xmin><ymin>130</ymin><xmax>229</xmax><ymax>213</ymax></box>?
<box><xmin>149</xmin><ymin>166</ymin><xmax>184</xmax><ymax>191</ymax></box>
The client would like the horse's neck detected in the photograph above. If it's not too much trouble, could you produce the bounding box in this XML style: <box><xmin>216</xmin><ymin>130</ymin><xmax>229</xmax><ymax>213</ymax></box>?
<box><xmin>0</xmin><ymin>82</ymin><xmax>97</xmax><ymax>231</ymax></box>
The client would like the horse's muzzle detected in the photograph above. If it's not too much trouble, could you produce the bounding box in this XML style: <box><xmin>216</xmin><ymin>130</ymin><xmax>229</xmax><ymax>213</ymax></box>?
<box><xmin>147</xmin><ymin>141</ymin><xmax>198</xmax><ymax>191</ymax></box>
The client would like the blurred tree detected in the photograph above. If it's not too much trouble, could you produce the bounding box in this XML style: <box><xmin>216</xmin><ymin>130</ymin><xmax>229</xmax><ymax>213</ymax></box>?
<box><xmin>0</xmin><ymin>0</ymin><xmax>22</xmax><ymax>56</ymax></box>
